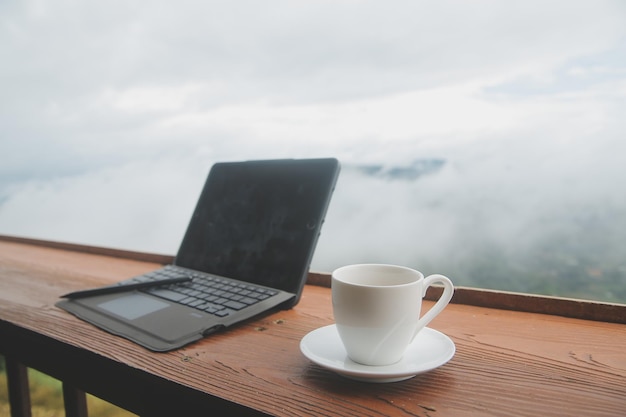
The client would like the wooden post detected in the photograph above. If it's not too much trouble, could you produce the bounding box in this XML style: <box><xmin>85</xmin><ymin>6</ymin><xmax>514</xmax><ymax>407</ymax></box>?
<box><xmin>62</xmin><ymin>382</ymin><xmax>89</xmax><ymax>417</ymax></box>
<box><xmin>5</xmin><ymin>357</ymin><xmax>31</xmax><ymax>417</ymax></box>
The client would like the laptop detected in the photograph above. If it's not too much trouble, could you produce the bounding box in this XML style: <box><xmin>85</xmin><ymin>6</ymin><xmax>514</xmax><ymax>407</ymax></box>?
<box><xmin>56</xmin><ymin>158</ymin><xmax>340</xmax><ymax>351</ymax></box>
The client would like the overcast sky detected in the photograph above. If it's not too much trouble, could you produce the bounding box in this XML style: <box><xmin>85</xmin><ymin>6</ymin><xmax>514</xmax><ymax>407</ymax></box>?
<box><xmin>1</xmin><ymin>1</ymin><xmax>625</xmax><ymax>280</ymax></box>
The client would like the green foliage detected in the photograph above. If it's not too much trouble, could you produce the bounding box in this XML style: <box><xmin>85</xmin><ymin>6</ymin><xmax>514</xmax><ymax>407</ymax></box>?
<box><xmin>0</xmin><ymin>359</ymin><xmax>136</xmax><ymax>417</ymax></box>
<box><xmin>419</xmin><ymin>224</ymin><xmax>626</xmax><ymax>304</ymax></box>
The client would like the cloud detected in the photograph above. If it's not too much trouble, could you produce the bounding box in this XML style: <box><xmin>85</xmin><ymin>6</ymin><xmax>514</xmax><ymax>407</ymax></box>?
<box><xmin>3</xmin><ymin>1</ymin><xmax>625</xmax><ymax>102</ymax></box>
<box><xmin>0</xmin><ymin>157</ymin><xmax>208</xmax><ymax>253</ymax></box>
<box><xmin>314</xmin><ymin>118</ymin><xmax>626</xmax><ymax>279</ymax></box>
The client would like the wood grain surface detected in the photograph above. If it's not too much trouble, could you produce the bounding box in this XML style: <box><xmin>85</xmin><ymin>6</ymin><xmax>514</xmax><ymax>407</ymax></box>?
<box><xmin>1</xmin><ymin>239</ymin><xmax>625</xmax><ymax>416</ymax></box>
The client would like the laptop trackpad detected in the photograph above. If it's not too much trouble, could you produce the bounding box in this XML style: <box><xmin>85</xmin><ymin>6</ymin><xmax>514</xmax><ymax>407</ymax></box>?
<box><xmin>99</xmin><ymin>294</ymin><xmax>170</xmax><ymax>319</ymax></box>
<box><xmin>95</xmin><ymin>293</ymin><xmax>214</xmax><ymax>342</ymax></box>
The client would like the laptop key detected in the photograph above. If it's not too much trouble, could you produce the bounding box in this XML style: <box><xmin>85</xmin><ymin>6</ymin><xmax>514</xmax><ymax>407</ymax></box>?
<box><xmin>197</xmin><ymin>302</ymin><xmax>223</xmax><ymax>313</ymax></box>
<box><xmin>240</xmin><ymin>297</ymin><xmax>258</xmax><ymax>305</ymax></box>
<box><xmin>178</xmin><ymin>297</ymin><xmax>198</xmax><ymax>305</ymax></box>
<box><xmin>223</xmin><ymin>300</ymin><xmax>246</xmax><ymax>310</ymax></box>
<box><xmin>144</xmin><ymin>288</ymin><xmax>187</xmax><ymax>302</ymax></box>
<box><xmin>189</xmin><ymin>299</ymin><xmax>205</xmax><ymax>308</ymax></box>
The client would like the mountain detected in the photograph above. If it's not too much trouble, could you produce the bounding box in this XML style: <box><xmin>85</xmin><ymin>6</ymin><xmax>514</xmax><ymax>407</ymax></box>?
<box><xmin>348</xmin><ymin>159</ymin><xmax>446</xmax><ymax>181</ymax></box>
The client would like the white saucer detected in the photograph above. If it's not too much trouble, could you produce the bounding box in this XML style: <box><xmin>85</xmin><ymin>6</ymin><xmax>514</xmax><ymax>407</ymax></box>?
<box><xmin>300</xmin><ymin>324</ymin><xmax>455</xmax><ymax>383</ymax></box>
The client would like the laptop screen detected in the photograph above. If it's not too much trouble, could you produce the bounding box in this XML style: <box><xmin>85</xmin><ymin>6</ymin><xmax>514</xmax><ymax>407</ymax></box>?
<box><xmin>175</xmin><ymin>158</ymin><xmax>339</xmax><ymax>295</ymax></box>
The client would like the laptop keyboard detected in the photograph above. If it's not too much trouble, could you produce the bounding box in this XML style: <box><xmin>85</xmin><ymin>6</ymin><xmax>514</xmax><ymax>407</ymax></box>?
<box><xmin>128</xmin><ymin>266</ymin><xmax>278</xmax><ymax>318</ymax></box>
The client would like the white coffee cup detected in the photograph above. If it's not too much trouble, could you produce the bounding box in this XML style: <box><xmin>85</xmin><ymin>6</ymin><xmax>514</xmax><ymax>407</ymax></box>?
<box><xmin>332</xmin><ymin>264</ymin><xmax>454</xmax><ymax>366</ymax></box>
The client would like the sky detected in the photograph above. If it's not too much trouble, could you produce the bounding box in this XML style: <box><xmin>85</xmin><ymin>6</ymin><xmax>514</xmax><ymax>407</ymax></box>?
<box><xmin>1</xmin><ymin>1</ymin><xmax>625</xmax><ymax>293</ymax></box>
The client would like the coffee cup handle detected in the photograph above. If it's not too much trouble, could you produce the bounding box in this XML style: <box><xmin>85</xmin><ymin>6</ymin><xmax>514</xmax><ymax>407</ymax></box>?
<box><xmin>412</xmin><ymin>274</ymin><xmax>454</xmax><ymax>340</ymax></box>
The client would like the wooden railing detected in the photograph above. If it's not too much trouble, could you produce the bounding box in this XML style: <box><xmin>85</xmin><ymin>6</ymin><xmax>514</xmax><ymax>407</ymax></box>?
<box><xmin>3</xmin><ymin>356</ymin><xmax>87</xmax><ymax>417</ymax></box>
<box><xmin>1</xmin><ymin>235</ymin><xmax>625</xmax><ymax>417</ymax></box>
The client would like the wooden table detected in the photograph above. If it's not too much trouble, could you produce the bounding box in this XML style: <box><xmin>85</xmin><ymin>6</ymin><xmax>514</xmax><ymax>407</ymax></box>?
<box><xmin>1</xmin><ymin>236</ymin><xmax>625</xmax><ymax>416</ymax></box>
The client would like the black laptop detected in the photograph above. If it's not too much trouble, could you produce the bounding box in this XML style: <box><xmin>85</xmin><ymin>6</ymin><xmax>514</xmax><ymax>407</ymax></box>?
<box><xmin>56</xmin><ymin>158</ymin><xmax>340</xmax><ymax>351</ymax></box>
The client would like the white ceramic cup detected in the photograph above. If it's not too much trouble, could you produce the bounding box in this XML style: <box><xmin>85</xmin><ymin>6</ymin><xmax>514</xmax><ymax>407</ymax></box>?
<box><xmin>332</xmin><ymin>264</ymin><xmax>454</xmax><ymax>366</ymax></box>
